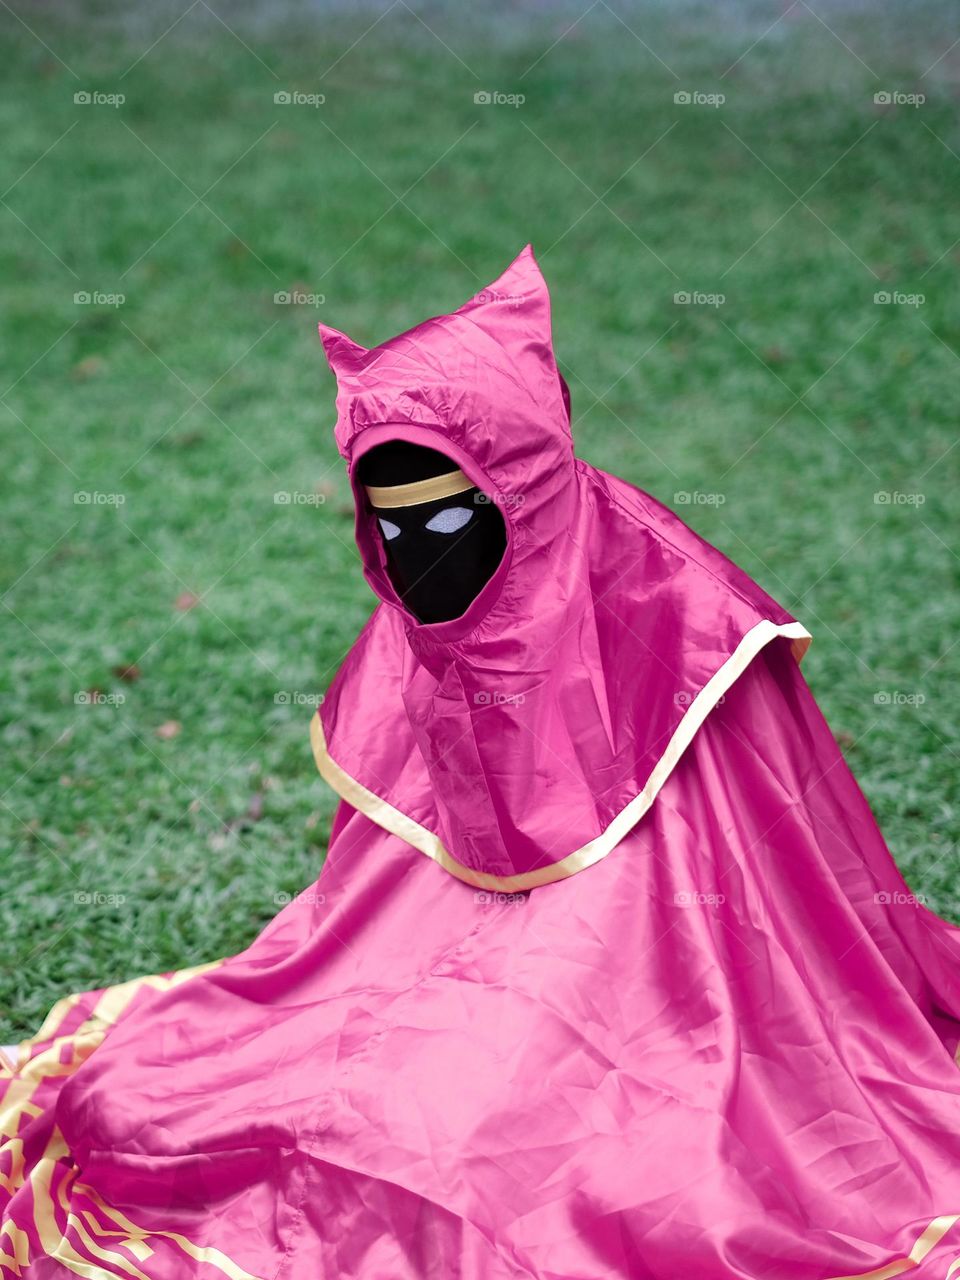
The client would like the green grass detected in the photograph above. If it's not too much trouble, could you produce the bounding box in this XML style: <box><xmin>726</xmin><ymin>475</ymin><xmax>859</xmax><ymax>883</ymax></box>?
<box><xmin>2</xmin><ymin>0</ymin><xmax>960</xmax><ymax>1039</ymax></box>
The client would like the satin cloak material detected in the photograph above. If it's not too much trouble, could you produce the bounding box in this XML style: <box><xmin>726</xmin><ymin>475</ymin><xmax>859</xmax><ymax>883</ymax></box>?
<box><xmin>316</xmin><ymin>245</ymin><xmax>808</xmax><ymax>887</ymax></box>
<box><xmin>6</xmin><ymin>643</ymin><xmax>960</xmax><ymax>1278</ymax></box>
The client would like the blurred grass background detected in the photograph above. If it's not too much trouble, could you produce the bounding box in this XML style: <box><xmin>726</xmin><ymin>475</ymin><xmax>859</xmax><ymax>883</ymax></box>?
<box><xmin>2</xmin><ymin>0</ymin><xmax>959</xmax><ymax>1039</ymax></box>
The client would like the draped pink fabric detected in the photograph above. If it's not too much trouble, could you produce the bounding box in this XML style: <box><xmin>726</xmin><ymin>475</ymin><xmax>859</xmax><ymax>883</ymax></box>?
<box><xmin>7</xmin><ymin>646</ymin><xmax>960</xmax><ymax>1277</ymax></box>
<box><xmin>4</xmin><ymin>247</ymin><xmax>960</xmax><ymax>1278</ymax></box>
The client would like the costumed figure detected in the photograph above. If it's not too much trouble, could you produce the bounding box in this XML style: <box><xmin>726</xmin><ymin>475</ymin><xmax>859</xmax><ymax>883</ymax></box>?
<box><xmin>5</xmin><ymin>247</ymin><xmax>960</xmax><ymax>1280</ymax></box>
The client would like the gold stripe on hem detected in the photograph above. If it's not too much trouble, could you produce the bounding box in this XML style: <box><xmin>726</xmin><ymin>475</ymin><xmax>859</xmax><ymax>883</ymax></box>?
<box><xmin>311</xmin><ymin>619</ymin><xmax>813</xmax><ymax>893</ymax></box>
<box><xmin>364</xmin><ymin>470</ymin><xmax>474</xmax><ymax>508</ymax></box>
<box><xmin>827</xmin><ymin>1214</ymin><xmax>960</xmax><ymax>1280</ymax></box>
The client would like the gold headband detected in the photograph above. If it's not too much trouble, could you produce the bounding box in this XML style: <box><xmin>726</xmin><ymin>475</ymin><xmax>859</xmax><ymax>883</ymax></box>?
<box><xmin>364</xmin><ymin>469</ymin><xmax>474</xmax><ymax>509</ymax></box>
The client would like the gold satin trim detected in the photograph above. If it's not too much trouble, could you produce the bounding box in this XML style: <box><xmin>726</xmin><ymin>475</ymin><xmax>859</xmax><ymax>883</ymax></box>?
<box><xmin>5</xmin><ymin>961</ymin><xmax>223</xmax><ymax>1089</ymax></box>
<box><xmin>74</xmin><ymin>1180</ymin><xmax>262</xmax><ymax>1280</ymax></box>
<box><xmin>828</xmin><ymin>1214</ymin><xmax>960</xmax><ymax>1279</ymax></box>
<box><xmin>0</xmin><ymin>959</ymin><xmax>260</xmax><ymax>1280</ymax></box>
<box><xmin>364</xmin><ymin>469</ymin><xmax>474</xmax><ymax>508</ymax></box>
<box><xmin>311</xmin><ymin>619</ymin><xmax>813</xmax><ymax>893</ymax></box>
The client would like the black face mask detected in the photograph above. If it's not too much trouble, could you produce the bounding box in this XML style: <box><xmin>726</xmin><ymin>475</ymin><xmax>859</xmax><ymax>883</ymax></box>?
<box><xmin>357</xmin><ymin>443</ymin><xmax>507</xmax><ymax>625</ymax></box>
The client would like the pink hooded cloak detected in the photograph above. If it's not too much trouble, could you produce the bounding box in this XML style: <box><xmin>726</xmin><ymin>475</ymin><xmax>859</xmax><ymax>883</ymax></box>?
<box><xmin>4</xmin><ymin>246</ymin><xmax>960</xmax><ymax>1280</ymax></box>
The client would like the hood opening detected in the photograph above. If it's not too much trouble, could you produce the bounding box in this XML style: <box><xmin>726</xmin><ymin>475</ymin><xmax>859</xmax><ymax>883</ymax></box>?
<box><xmin>349</xmin><ymin>427</ymin><xmax>511</xmax><ymax>636</ymax></box>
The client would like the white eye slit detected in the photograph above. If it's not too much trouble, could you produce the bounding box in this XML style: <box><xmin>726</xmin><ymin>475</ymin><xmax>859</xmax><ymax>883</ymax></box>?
<box><xmin>377</xmin><ymin>517</ymin><xmax>402</xmax><ymax>542</ymax></box>
<box><xmin>424</xmin><ymin>506</ymin><xmax>473</xmax><ymax>535</ymax></box>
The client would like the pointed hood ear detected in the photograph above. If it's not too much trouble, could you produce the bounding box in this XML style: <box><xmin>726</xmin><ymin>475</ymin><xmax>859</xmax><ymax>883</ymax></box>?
<box><xmin>317</xmin><ymin>322</ymin><xmax>369</xmax><ymax>377</ymax></box>
<box><xmin>459</xmin><ymin>243</ymin><xmax>549</xmax><ymax>330</ymax></box>
<box><xmin>457</xmin><ymin>244</ymin><xmax>568</xmax><ymax>430</ymax></box>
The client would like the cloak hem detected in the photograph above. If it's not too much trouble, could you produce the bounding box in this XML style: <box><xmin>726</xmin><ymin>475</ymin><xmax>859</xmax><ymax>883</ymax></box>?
<box><xmin>310</xmin><ymin>618</ymin><xmax>812</xmax><ymax>892</ymax></box>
